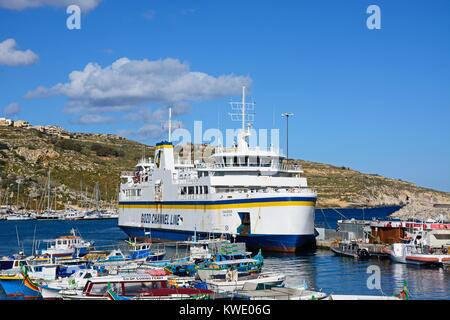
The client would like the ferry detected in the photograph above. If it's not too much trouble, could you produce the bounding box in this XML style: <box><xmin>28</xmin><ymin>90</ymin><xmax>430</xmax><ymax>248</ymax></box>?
<box><xmin>118</xmin><ymin>87</ymin><xmax>318</xmax><ymax>252</ymax></box>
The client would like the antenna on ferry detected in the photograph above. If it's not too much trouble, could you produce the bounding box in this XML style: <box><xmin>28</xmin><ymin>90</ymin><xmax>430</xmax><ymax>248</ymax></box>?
<box><xmin>242</xmin><ymin>86</ymin><xmax>246</xmax><ymax>130</ymax></box>
<box><xmin>229</xmin><ymin>86</ymin><xmax>255</xmax><ymax>130</ymax></box>
<box><xmin>168</xmin><ymin>107</ymin><xmax>172</xmax><ymax>143</ymax></box>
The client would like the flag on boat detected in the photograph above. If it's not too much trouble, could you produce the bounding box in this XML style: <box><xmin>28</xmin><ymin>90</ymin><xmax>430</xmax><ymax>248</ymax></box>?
<box><xmin>20</xmin><ymin>265</ymin><xmax>40</xmax><ymax>293</ymax></box>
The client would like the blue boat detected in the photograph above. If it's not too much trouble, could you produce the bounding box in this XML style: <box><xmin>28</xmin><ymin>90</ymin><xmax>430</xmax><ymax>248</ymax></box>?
<box><xmin>126</xmin><ymin>239</ymin><xmax>166</xmax><ymax>262</ymax></box>
<box><xmin>0</xmin><ymin>275</ymin><xmax>40</xmax><ymax>299</ymax></box>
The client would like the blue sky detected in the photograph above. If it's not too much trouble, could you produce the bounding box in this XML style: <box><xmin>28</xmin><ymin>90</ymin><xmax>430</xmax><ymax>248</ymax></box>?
<box><xmin>0</xmin><ymin>0</ymin><xmax>449</xmax><ymax>192</ymax></box>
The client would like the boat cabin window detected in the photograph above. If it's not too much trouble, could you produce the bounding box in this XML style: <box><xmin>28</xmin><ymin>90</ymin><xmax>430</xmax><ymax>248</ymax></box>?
<box><xmin>123</xmin><ymin>281</ymin><xmax>164</xmax><ymax>295</ymax></box>
<box><xmin>233</xmin><ymin>156</ymin><xmax>238</xmax><ymax>167</ymax></box>
<box><xmin>188</xmin><ymin>187</ymin><xmax>194</xmax><ymax>195</ymax></box>
<box><xmin>90</xmin><ymin>283</ymin><xmax>112</xmax><ymax>295</ymax></box>
<box><xmin>204</xmin><ymin>186</ymin><xmax>209</xmax><ymax>194</ymax></box>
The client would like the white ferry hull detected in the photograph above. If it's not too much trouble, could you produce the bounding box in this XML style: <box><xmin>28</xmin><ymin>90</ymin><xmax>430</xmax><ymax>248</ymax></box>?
<box><xmin>118</xmin><ymin>196</ymin><xmax>316</xmax><ymax>253</ymax></box>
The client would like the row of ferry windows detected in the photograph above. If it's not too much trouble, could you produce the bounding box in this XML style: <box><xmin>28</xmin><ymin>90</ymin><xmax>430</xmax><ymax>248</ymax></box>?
<box><xmin>180</xmin><ymin>186</ymin><xmax>209</xmax><ymax>195</ymax></box>
<box><xmin>124</xmin><ymin>189</ymin><xmax>142</xmax><ymax>197</ymax></box>
<box><xmin>221</xmin><ymin>156</ymin><xmax>272</xmax><ymax>167</ymax></box>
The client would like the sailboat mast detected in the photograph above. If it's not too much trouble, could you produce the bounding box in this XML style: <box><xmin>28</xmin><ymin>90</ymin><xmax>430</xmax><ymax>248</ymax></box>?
<box><xmin>168</xmin><ymin>107</ymin><xmax>172</xmax><ymax>143</ymax></box>
<box><xmin>16</xmin><ymin>180</ymin><xmax>20</xmax><ymax>209</ymax></box>
<box><xmin>242</xmin><ymin>86</ymin><xmax>246</xmax><ymax>130</ymax></box>
<box><xmin>47</xmin><ymin>168</ymin><xmax>51</xmax><ymax>211</ymax></box>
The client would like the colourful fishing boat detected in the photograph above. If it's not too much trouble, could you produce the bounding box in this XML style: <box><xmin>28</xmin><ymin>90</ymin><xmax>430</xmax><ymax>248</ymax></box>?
<box><xmin>60</xmin><ymin>274</ymin><xmax>214</xmax><ymax>300</ymax></box>
<box><xmin>35</xmin><ymin>229</ymin><xmax>92</xmax><ymax>258</ymax></box>
<box><xmin>196</xmin><ymin>250</ymin><xmax>264</xmax><ymax>281</ymax></box>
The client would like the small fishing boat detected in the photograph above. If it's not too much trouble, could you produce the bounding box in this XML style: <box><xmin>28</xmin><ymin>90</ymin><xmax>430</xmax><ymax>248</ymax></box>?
<box><xmin>197</xmin><ymin>258</ymin><xmax>263</xmax><ymax>281</ymax></box>
<box><xmin>0</xmin><ymin>263</ymin><xmax>59</xmax><ymax>298</ymax></box>
<box><xmin>205</xmin><ymin>271</ymin><xmax>286</xmax><ymax>293</ymax></box>
<box><xmin>60</xmin><ymin>274</ymin><xmax>214</xmax><ymax>300</ymax></box>
<box><xmin>126</xmin><ymin>239</ymin><xmax>166</xmax><ymax>261</ymax></box>
<box><xmin>233</xmin><ymin>285</ymin><xmax>328</xmax><ymax>300</ymax></box>
<box><xmin>35</xmin><ymin>229</ymin><xmax>92</xmax><ymax>258</ymax></box>
<box><xmin>0</xmin><ymin>252</ymin><xmax>28</xmax><ymax>272</ymax></box>
<box><xmin>39</xmin><ymin>269</ymin><xmax>98</xmax><ymax>300</ymax></box>
<box><xmin>144</xmin><ymin>256</ymin><xmax>191</xmax><ymax>268</ymax></box>
<box><xmin>331</xmin><ymin>241</ymin><xmax>371</xmax><ymax>259</ymax></box>
<box><xmin>383</xmin><ymin>242</ymin><xmax>450</xmax><ymax>266</ymax></box>
<box><xmin>164</xmin><ymin>261</ymin><xmax>198</xmax><ymax>277</ymax></box>
<box><xmin>196</xmin><ymin>249</ymin><xmax>264</xmax><ymax>281</ymax></box>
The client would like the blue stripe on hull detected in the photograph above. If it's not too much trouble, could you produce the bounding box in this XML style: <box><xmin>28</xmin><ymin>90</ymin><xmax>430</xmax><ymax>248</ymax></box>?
<box><xmin>0</xmin><ymin>279</ymin><xmax>40</xmax><ymax>298</ymax></box>
<box><xmin>119</xmin><ymin>196</ymin><xmax>317</xmax><ymax>206</ymax></box>
<box><xmin>119</xmin><ymin>226</ymin><xmax>316</xmax><ymax>253</ymax></box>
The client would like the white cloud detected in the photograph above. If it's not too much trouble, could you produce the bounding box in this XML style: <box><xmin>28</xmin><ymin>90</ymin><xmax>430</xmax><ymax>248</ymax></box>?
<box><xmin>27</xmin><ymin>57</ymin><xmax>252</xmax><ymax>112</ymax></box>
<box><xmin>0</xmin><ymin>38</ymin><xmax>38</xmax><ymax>66</ymax></box>
<box><xmin>135</xmin><ymin>120</ymin><xmax>183</xmax><ymax>139</ymax></box>
<box><xmin>3</xmin><ymin>102</ymin><xmax>21</xmax><ymax>116</ymax></box>
<box><xmin>74</xmin><ymin>114</ymin><xmax>114</xmax><ymax>124</ymax></box>
<box><xmin>0</xmin><ymin>0</ymin><xmax>102</xmax><ymax>11</ymax></box>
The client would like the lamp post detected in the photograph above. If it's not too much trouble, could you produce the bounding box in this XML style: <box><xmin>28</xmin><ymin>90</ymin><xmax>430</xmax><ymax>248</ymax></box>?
<box><xmin>281</xmin><ymin>112</ymin><xmax>294</xmax><ymax>160</ymax></box>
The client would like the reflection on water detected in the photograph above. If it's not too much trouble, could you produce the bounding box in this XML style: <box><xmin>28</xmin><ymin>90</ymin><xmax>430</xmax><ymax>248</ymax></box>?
<box><xmin>0</xmin><ymin>220</ymin><xmax>449</xmax><ymax>300</ymax></box>
<box><xmin>263</xmin><ymin>250</ymin><xmax>450</xmax><ymax>300</ymax></box>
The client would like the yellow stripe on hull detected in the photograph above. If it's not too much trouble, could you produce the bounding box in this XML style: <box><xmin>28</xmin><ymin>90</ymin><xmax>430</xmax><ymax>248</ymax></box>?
<box><xmin>119</xmin><ymin>201</ymin><xmax>316</xmax><ymax>210</ymax></box>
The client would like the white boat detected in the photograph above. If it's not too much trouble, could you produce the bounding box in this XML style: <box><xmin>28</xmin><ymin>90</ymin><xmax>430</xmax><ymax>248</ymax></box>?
<box><xmin>39</xmin><ymin>269</ymin><xmax>98</xmax><ymax>299</ymax></box>
<box><xmin>6</xmin><ymin>213</ymin><xmax>35</xmax><ymax>221</ymax></box>
<box><xmin>36</xmin><ymin>210</ymin><xmax>62</xmax><ymax>220</ymax></box>
<box><xmin>0</xmin><ymin>252</ymin><xmax>29</xmax><ymax>272</ymax></box>
<box><xmin>384</xmin><ymin>242</ymin><xmax>450</xmax><ymax>266</ymax></box>
<box><xmin>118</xmin><ymin>87</ymin><xmax>317</xmax><ymax>253</ymax></box>
<box><xmin>60</xmin><ymin>274</ymin><xmax>212</xmax><ymax>300</ymax></box>
<box><xmin>64</xmin><ymin>209</ymin><xmax>86</xmax><ymax>220</ymax></box>
<box><xmin>83</xmin><ymin>210</ymin><xmax>102</xmax><ymax>220</ymax></box>
<box><xmin>92</xmin><ymin>249</ymin><xmax>147</xmax><ymax>267</ymax></box>
<box><xmin>384</xmin><ymin>229</ymin><xmax>450</xmax><ymax>266</ymax></box>
<box><xmin>35</xmin><ymin>229</ymin><xmax>92</xmax><ymax>258</ymax></box>
<box><xmin>196</xmin><ymin>254</ymin><xmax>263</xmax><ymax>281</ymax></box>
<box><xmin>234</xmin><ymin>286</ymin><xmax>328</xmax><ymax>300</ymax></box>
<box><xmin>205</xmin><ymin>271</ymin><xmax>286</xmax><ymax>292</ymax></box>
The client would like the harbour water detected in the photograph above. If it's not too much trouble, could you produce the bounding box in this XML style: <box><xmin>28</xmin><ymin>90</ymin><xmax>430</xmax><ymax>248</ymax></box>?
<box><xmin>1</xmin><ymin>207</ymin><xmax>449</xmax><ymax>300</ymax></box>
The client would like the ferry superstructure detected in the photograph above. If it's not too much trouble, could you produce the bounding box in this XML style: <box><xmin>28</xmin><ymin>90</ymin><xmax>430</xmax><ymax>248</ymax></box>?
<box><xmin>118</xmin><ymin>88</ymin><xmax>318</xmax><ymax>252</ymax></box>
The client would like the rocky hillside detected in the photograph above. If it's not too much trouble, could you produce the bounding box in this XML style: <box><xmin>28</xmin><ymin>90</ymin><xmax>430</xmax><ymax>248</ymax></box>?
<box><xmin>0</xmin><ymin>126</ymin><xmax>154</xmax><ymax>210</ymax></box>
<box><xmin>296</xmin><ymin>160</ymin><xmax>450</xmax><ymax>208</ymax></box>
<box><xmin>1</xmin><ymin>125</ymin><xmax>449</xmax><ymax>219</ymax></box>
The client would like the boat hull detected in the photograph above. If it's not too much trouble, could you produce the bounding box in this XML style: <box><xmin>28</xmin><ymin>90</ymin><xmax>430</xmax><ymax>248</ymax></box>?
<box><xmin>118</xmin><ymin>196</ymin><xmax>317</xmax><ymax>253</ymax></box>
<box><xmin>0</xmin><ymin>278</ymin><xmax>41</xmax><ymax>299</ymax></box>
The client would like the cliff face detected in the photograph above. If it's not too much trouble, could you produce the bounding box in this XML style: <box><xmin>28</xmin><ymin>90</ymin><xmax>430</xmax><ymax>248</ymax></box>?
<box><xmin>298</xmin><ymin>160</ymin><xmax>450</xmax><ymax>208</ymax></box>
<box><xmin>1</xmin><ymin>125</ymin><xmax>449</xmax><ymax>219</ymax></box>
